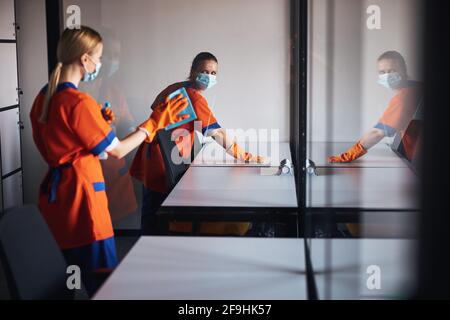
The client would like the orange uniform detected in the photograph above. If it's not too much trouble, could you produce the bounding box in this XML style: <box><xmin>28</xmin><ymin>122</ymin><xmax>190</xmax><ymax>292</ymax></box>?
<box><xmin>375</xmin><ymin>82</ymin><xmax>421</xmax><ymax>139</ymax></box>
<box><xmin>30</xmin><ymin>82</ymin><xmax>117</xmax><ymax>250</ymax></box>
<box><xmin>130</xmin><ymin>81</ymin><xmax>220</xmax><ymax>194</ymax></box>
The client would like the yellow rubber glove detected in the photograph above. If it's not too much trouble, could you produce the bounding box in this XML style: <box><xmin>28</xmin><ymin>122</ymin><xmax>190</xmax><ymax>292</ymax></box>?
<box><xmin>328</xmin><ymin>142</ymin><xmax>367</xmax><ymax>163</ymax></box>
<box><xmin>138</xmin><ymin>94</ymin><xmax>189</xmax><ymax>143</ymax></box>
<box><xmin>228</xmin><ymin>142</ymin><xmax>266</xmax><ymax>163</ymax></box>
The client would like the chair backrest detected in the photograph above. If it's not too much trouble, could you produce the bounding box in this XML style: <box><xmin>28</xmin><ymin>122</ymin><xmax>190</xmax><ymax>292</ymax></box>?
<box><xmin>191</xmin><ymin>130</ymin><xmax>204</xmax><ymax>162</ymax></box>
<box><xmin>156</xmin><ymin>129</ymin><xmax>189</xmax><ymax>191</ymax></box>
<box><xmin>0</xmin><ymin>205</ymin><xmax>73</xmax><ymax>300</ymax></box>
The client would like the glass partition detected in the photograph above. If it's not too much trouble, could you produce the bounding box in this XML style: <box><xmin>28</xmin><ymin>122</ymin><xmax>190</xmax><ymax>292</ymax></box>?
<box><xmin>61</xmin><ymin>0</ymin><xmax>292</xmax><ymax>231</ymax></box>
<box><xmin>306</xmin><ymin>0</ymin><xmax>423</xmax><ymax>299</ymax></box>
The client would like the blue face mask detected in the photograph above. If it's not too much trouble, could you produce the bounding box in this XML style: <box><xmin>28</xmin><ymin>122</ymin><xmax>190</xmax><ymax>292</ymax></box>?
<box><xmin>195</xmin><ymin>73</ymin><xmax>217</xmax><ymax>90</ymax></box>
<box><xmin>378</xmin><ymin>72</ymin><xmax>402</xmax><ymax>90</ymax></box>
<box><xmin>82</xmin><ymin>56</ymin><xmax>102</xmax><ymax>82</ymax></box>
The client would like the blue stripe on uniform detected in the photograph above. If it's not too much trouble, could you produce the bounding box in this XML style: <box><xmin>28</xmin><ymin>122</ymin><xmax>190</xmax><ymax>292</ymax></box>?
<box><xmin>62</xmin><ymin>237</ymin><xmax>118</xmax><ymax>272</ymax></box>
<box><xmin>202</xmin><ymin>122</ymin><xmax>221</xmax><ymax>135</ymax></box>
<box><xmin>40</xmin><ymin>82</ymin><xmax>77</xmax><ymax>95</ymax></box>
<box><xmin>56</xmin><ymin>82</ymin><xmax>77</xmax><ymax>92</ymax></box>
<box><xmin>44</xmin><ymin>163</ymin><xmax>73</xmax><ymax>204</ymax></box>
<box><xmin>93</xmin><ymin>182</ymin><xmax>106</xmax><ymax>192</ymax></box>
<box><xmin>91</xmin><ymin>130</ymin><xmax>117</xmax><ymax>156</ymax></box>
<box><xmin>62</xmin><ymin>237</ymin><xmax>118</xmax><ymax>296</ymax></box>
<box><xmin>374</xmin><ymin>122</ymin><xmax>397</xmax><ymax>138</ymax></box>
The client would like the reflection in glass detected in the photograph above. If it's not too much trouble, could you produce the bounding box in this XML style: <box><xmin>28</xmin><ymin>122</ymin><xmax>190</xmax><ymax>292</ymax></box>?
<box><xmin>329</xmin><ymin>51</ymin><xmax>422</xmax><ymax>165</ymax></box>
<box><xmin>306</xmin><ymin>0</ymin><xmax>423</xmax><ymax>299</ymax></box>
<box><xmin>80</xmin><ymin>27</ymin><xmax>139</xmax><ymax>225</ymax></box>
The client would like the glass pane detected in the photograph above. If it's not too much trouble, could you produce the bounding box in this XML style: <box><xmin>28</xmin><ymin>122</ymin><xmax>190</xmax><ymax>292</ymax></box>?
<box><xmin>306</xmin><ymin>0</ymin><xmax>423</xmax><ymax>299</ymax></box>
<box><xmin>61</xmin><ymin>0</ymin><xmax>292</xmax><ymax>232</ymax></box>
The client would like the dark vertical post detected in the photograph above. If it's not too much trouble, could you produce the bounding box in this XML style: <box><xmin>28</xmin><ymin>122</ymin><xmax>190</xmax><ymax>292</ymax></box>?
<box><xmin>417</xmin><ymin>0</ymin><xmax>450</xmax><ymax>299</ymax></box>
<box><xmin>290</xmin><ymin>0</ymin><xmax>308</xmax><ymax>231</ymax></box>
<box><xmin>45</xmin><ymin>0</ymin><xmax>62</xmax><ymax>76</ymax></box>
<box><xmin>291</xmin><ymin>0</ymin><xmax>317</xmax><ymax>300</ymax></box>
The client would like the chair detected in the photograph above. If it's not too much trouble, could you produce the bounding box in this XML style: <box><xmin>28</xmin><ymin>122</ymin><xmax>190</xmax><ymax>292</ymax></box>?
<box><xmin>156</xmin><ymin>129</ymin><xmax>195</xmax><ymax>234</ymax></box>
<box><xmin>156</xmin><ymin>129</ymin><xmax>190</xmax><ymax>191</ymax></box>
<box><xmin>0</xmin><ymin>205</ymin><xmax>74</xmax><ymax>300</ymax></box>
<box><xmin>191</xmin><ymin>130</ymin><xmax>204</xmax><ymax>163</ymax></box>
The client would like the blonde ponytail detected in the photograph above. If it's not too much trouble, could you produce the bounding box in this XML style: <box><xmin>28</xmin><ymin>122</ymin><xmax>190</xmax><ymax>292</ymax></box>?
<box><xmin>38</xmin><ymin>26</ymin><xmax>103</xmax><ymax>123</ymax></box>
<box><xmin>39</xmin><ymin>62</ymin><xmax>63</xmax><ymax>123</ymax></box>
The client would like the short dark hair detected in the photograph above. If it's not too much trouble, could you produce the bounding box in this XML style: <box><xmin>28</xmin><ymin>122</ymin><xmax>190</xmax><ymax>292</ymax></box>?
<box><xmin>189</xmin><ymin>52</ymin><xmax>218</xmax><ymax>79</ymax></box>
<box><xmin>378</xmin><ymin>50</ymin><xmax>408</xmax><ymax>77</ymax></box>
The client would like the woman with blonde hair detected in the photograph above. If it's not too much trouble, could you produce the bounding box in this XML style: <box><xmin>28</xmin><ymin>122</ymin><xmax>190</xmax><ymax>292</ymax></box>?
<box><xmin>30</xmin><ymin>26</ymin><xmax>188</xmax><ymax>295</ymax></box>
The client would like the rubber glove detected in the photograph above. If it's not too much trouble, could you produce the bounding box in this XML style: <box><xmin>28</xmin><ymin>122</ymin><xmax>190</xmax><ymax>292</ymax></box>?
<box><xmin>138</xmin><ymin>94</ymin><xmax>189</xmax><ymax>143</ymax></box>
<box><xmin>228</xmin><ymin>142</ymin><xmax>266</xmax><ymax>163</ymax></box>
<box><xmin>101</xmin><ymin>102</ymin><xmax>115</xmax><ymax>124</ymax></box>
<box><xmin>328</xmin><ymin>142</ymin><xmax>367</xmax><ymax>163</ymax></box>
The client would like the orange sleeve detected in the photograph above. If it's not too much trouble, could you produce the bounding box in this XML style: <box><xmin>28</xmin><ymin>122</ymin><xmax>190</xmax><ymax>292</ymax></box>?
<box><xmin>381</xmin><ymin>95</ymin><xmax>404</xmax><ymax>126</ymax></box>
<box><xmin>375</xmin><ymin>91</ymin><xmax>412</xmax><ymax>137</ymax></box>
<box><xmin>375</xmin><ymin>88</ymin><xmax>420</xmax><ymax>137</ymax></box>
<box><xmin>69</xmin><ymin>95</ymin><xmax>118</xmax><ymax>156</ymax></box>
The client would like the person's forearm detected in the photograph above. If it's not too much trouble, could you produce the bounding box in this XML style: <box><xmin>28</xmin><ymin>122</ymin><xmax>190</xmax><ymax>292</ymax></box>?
<box><xmin>210</xmin><ymin>128</ymin><xmax>234</xmax><ymax>152</ymax></box>
<box><xmin>108</xmin><ymin>129</ymin><xmax>147</xmax><ymax>159</ymax></box>
<box><xmin>360</xmin><ymin>128</ymin><xmax>386</xmax><ymax>150</ymax></box>
<box><xmin>210</xmin><ymin>129</ymin><xmax>265</xmax><ymax>163</ymax></box>
<box><xmin>328</xmin><ymin>128</ymin><xmax>382</xmax><ymax>163</ymax></box>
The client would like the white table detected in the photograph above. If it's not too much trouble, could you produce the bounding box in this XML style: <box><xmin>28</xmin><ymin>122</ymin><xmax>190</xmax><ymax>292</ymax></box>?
<box><xmin>308</xmin><ymin>239</ymin><xmax>416</xmax><ymax>299</ymax></box>
<box><xmin>163</xmin><ymin>166</ymin><xmax>297</xmax><ymax>208</ymax></box>
<box><xmin>192</xmin><ymin>141</ymin><xmax>292</xmax><ymax>167</ymax></box>
<box><xmin>306</xmin><ymin>167</ymin><xmax>418</xmax><ymax>210</ymax></box>
<box><xmin>308</xmin><ymin>142</ymin><xmax>408</xmax><ymax>168</ymax></box>
<box><xmin>160</xmin><ymin>148</ymin><xmax>298</xmax><ymax>235</ymax></box>
<box><xmin>94</xmin><ymin>237</ymin><xmax>307</xmax><ymax>300</ymax></box>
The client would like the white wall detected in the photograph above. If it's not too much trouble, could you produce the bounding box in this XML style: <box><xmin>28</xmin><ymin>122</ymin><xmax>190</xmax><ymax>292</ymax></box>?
<box><xmin>16</xmin><ymin>0</ymin><xmax>48</xmax><ymax>205</ymax></box>
<box><xmin>308</xmin><ymin>0</ymin><xmax>364</xmax><ymax>143</ymax></box>
<box><xmin>360</xmin><ymin>0</ymin><xmax>423</xmax><ymax>131</ymax></box>
<box><xmin>308</xmin><ymin>0</ymin><xmax>422</xmax><ymax>143</ymax></box>
<box><xmin>63</xmin><ymin>0</ymin><xmax>291</xmax><ymax>142</ymax></box>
